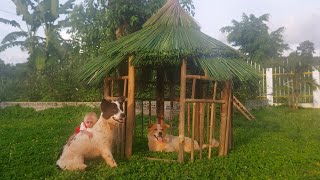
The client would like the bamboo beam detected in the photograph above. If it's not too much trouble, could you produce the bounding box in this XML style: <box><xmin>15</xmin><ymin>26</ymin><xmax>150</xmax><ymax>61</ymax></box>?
<box><xmin>178</xmin><ymin>58</ymin><xmax>187</xmax><ymax>163</ymax></box>
<box><xmin>106</xmin><ymin>76</ymin><xmax>128</xmax><ymax>80</ymax></box>
<box><xmin>126</xmin><ymin>56</ymin><xmax>135</xmax><ymax>159</ymax></box>
<box><xmin>186</xmin><ymin>75</ymin><xmax>212</xmax><ymax>80</ymax></box>
<box><xmin>185</xmin><ymin>99</ymin><xmax>225</xmax><ymax>103</ymax></box>
<box><xmin>105</xmin><ymin>96</ymin><xmax>128</xmax><ymax>101</ymax></box>
<box><xmin>208</xmin><ymin>81</ymin><xmax>217</xmax><ymax>158</ymax></box>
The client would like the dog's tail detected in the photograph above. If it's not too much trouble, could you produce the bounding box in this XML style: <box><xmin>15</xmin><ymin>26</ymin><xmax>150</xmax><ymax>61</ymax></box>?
<box><xmin>201</xmin><ymin>139</ymin><xmax>219</xmax><ymax>149</ymax></box>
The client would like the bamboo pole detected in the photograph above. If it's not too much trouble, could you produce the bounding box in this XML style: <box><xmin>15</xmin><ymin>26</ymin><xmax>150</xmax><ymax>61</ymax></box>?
<box><xmin>206</xmin><ymin>103</ymin><xmax>210</xmax><ymax>144</ymax></box>
<box><xmin>156</xmin><ymin>69</ymin><xmax>165</xmax><ymax>124</ymax></box>
<box><xmin>141</xmin><ymin>100</ymin><xmax>144</xmax><ymax>137</ymax></box>
<box><xmin>111</xmin><ymin>80</ymin><xmax>114</xmax><ymax>97</ymax></box>
<box><xmin>121</xmin><ymin>79</ymin><xmax>127</xmax><ymax>158</ymax></box>
<box><xmin>224</xmin><ymin>81</ymin><xmax>232</xmax><ymax>155</ymax></box>
<box><xmin>149</xmin><ymin>100</ymin><xmax>152</xmax><ymax>124</ymax></box>
<box><xmin>103</xmin><ymin>77</ymin><xmax>109</xmax><ymax>99</ymax></box>
<box><xmin>208</xmin><ymin>81</ymin><xmax>217</xmax><ymax>158</ymax></box>
<box><xmin>229</xmin><ymin>87</ymin><xmax>234</xmax><ymax>151</ymax></box>
<box><xmin>178</xmin><ymin>58</ymin><xmax>187</xmax><ymax>163</ymax></box>
<box><xmin>191</xmin><ymin>102</ymin><xmax>196</xmax><ymax>162</ymax></box>
<box><xmin>191</xmin><ymin>78</ymin><xmax>196</xmax><ymax>162</ymax></box>
<box><xmin>187</xmin><ymin>103</ymin><xmax>190</xmax><ymax>137</ymax></box>
<box><xmin>219</xmin><ymin>81</ymin><xmax>229</xmax><ymax>156</ymax></box>
<box><xmin>199</xmin><ymin>103</ymin><xmax>204</xmax><ymax>160</ymax></box>
<box><xmin>126</xmin><ymin>56</ymin><xmax>135</xmax><ymax>159</ymax></box>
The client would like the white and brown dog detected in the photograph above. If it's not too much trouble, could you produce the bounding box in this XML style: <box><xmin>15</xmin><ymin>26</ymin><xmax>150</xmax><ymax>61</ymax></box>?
<box><xmin>56</xmin><ymin>97</ymin><xmax>126</xmax><ymax>170</ymax></box>
<box><xmin>147</xmin><ymin>123</ymin><xmax>219</xmax><ymax>152</ymax></box>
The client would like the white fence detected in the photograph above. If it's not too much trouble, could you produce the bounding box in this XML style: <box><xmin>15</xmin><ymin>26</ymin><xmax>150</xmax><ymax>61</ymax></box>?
<box><xmin>247</xmin><ymin>61</ymin><xmax>320</xmax><ymax>108</ymax></box>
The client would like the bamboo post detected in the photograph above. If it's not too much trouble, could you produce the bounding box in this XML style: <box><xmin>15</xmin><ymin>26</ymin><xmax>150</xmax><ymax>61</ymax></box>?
<box><xmin>116</xmin><ymin>124</ymin><xmax>120</xmax><ymax>155</ymax></box>
<box><xmin>111</xmin><ymin>80</ymin><xmax>114</xmax><ymax>97</ymax></box>
<box><xmin>187</xmin><ymin>103</ymin><xmax>190</xmax><ymax>137</ymax></box>
<box><xmin>208</xmin><ymin>81</ymin><xmax>217</xmax><ymax>158</ymax></box>
<box><xmin>149</xmin><ymin>100</ymin><xmax>152</xmax><ymax>124</ymax></box>
<box><xmin>206</xmin><ymin>103</ymin><xmax>210</xmax><ymax>144</ymax></box>
<box><xmin>126</xmin><ymin>56</ymin><xmax>135</xmax><ymax>159</ymax></box>
<box><xmin>156</xmin><ymin>69</ymin><xmax>165</xmax><ymax>124</ymax></box>
<box><xmin>121</xmin><ymin>79</ymin><xmax>127</xmax><ymax>158</ymax></box>
<box><xmin>141</xmin><ymin>100</ymin><xmax>144</xmax><ymax>137</ymax></box>
<box><xmin>178</xmin><ymin>58</ymin><xmax>187</xmax><ymax>163</ymax></box>
<box><xmin>103</xmin><ymin>77</ymin><xmax>109</xmax><ymax>99</ymax></box>
<box><xmin>195</xmin><ymin>104</ymin><xmax>200</xmax><ymax>142</ymax></box>
<box><xmin>224</xmin><ymin>87</ymin><xmax>232</xmax><ymax>155</ymax></box>
<box><xmin>228</xmin><ymin>87</ymin><xmax>234</xmax><ymax>151</ymax></box>
<box><xmin>191</xmin><ymin>78</ymin><xmax>196</xmax><ymax>161</ymax></box>
<box><xmin>199</xmin><ymin>103</ymin><xmax>204</xmax><ymax>160</ymax></box>
<box><xmin>191</xmin><ymin>102</ymin><xmax>196</xmax><ymax>162</ymax></box>
<box><xmin>219</xmin><ymin>81</ymin><xmax>231</xmax><ymax>156</ymax></box>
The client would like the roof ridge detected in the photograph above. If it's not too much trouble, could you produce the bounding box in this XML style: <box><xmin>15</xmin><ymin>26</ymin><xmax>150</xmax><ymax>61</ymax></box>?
<box><xmin>143</xmin><ymin>0</ymin><xmax>200</xmax><ymax>30</ymax></box>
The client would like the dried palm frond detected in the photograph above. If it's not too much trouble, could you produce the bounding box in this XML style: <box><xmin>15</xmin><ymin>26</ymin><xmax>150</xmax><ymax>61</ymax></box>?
<box><xmin>78</xmin><ymin>0</ymin><xmax>260</xmax><ymax>86</ymax></box>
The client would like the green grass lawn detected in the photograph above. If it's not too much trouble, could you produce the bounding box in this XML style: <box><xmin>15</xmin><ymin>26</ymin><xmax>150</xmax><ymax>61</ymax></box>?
<box><xmin>1</xmin><ymin>106</ymin><xmax>320</xmax><ymax>179</ymax></box>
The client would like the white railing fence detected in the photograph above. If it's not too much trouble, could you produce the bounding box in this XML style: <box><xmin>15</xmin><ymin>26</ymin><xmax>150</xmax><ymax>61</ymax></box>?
<box><xmin>247</xmin><ymin>60</ymin><xmax>320</xmax><ymax>108</ymax></box>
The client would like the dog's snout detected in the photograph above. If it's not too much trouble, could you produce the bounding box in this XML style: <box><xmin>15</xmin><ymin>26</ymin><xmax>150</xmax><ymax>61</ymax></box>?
<box><xmin>120</xmin><ymin>113</ymin><xmax>125</xmax><ymax>118</ymax></box>
<box><xmin>159</xmin><ymin>132</ymin><xmax>163</xmax><ymax>136</ymax></box>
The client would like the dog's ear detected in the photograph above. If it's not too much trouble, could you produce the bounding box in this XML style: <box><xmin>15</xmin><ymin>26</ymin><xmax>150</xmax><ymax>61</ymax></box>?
<box><xmin>148</xmin><ymin>123</ymin><xmax>154</xmax><ymax>129</ymax></box>
<box><xmin>164</xmin><ymin>124</ymin><xmax>170</xmax><ymax>129</ymax></box>
<box><xmin>100</xmin><ymin>99</ymin><xmax>114</xmax><ymax>119</ymax></box>
<box><xmin>117</xmin><ymin>96</ymin><xmax>126</xmax><ymax>104</ymax></box>
<box><xmin>101</xmin><ymin>99</ymin><xmax>110</xmax><ymax>111</ymax></box>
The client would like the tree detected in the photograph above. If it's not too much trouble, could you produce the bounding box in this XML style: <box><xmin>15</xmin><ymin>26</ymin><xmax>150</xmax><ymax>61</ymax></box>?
<box><xmin>221</xmin><ymin>13</ymin><xmax>289</xmax><ymax>63</ymax></box>
<box><xmin>297</xmin><ymin>40</ymin><xmax>315</xmax><ymax>58</ymax></box>
<box><xmin>0</xmin><ymin>0</ymin><xmax>75</xmax><ymax>70</ymax></box>
<box><xmin>66</xmin><ymin>0</ymin><xmax>194</xmax><ymax>57</ymax></box>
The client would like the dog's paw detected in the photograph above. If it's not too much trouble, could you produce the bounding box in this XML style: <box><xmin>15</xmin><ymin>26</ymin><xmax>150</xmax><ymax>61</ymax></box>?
<box><xmin>78</xmin><ymin>164</ymin><xmax>87</xmax><ymax>170</ymax></box>
<box><xmin>109</xmin><ymin>161</ymin><xmax>117</xmax><ymax>168</ymax></box>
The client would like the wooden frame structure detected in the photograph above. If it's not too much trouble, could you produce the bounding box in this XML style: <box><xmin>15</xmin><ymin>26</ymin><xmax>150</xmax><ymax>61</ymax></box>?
<box><xmin>103</xmin><ymin>57</ymin><xmax>235</xmax><ymax>162</ymax></box>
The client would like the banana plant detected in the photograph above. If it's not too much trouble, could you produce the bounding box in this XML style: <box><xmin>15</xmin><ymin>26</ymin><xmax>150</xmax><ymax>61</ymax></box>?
<box><xmin>0</xmin><ymin>0</ymin><xmax>75</xmax><ymax>70</ymax></box>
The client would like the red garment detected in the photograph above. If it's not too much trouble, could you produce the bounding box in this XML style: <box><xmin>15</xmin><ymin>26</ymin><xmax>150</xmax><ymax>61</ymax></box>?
<box><xmin>74</xmin><ymin>122</ymin><xmax>88</xmax><ymax>134</ymax></box>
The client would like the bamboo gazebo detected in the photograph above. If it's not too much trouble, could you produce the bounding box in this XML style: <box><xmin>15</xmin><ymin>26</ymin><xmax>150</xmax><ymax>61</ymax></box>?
<box><xmin>79</xmin><ymin>0</ymin><xmax>259</xmax><ymax>162</ymax></box>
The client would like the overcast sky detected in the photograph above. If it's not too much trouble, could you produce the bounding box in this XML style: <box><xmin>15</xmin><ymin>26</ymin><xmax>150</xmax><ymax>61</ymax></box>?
<box><xmin>1</xmin><ymin>0</ymin><xmax>320</xmax><ymax>64</ymax></box>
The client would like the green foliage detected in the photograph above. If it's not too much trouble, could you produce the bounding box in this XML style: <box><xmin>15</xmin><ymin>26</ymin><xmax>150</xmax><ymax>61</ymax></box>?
<box><xmin>297</xmin><ymin>40</ymin><xmax>315</xmax><ymax>58</ymax></box>
<box><xmin>221</xmin><ymin>13</ymin><xmax>289</xmax><ymax>63</ymax></box>
<box><xmin>1</xmin><ymin>106</ymin><xmax>320</xmax><ymax>179</ymax></box>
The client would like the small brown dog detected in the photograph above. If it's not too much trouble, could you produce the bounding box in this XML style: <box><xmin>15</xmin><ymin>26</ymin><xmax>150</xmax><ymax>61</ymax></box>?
<box><xmin>147</xmin><ymin>123</ymin><xmax>219</xmax><ymax>152</ymax></box>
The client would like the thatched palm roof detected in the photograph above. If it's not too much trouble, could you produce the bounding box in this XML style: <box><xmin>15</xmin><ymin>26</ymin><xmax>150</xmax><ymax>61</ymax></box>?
<box><xmin>79</xmin><ymin>0</ymin><xmax>259</xmax><ymax>85</ymax></box>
